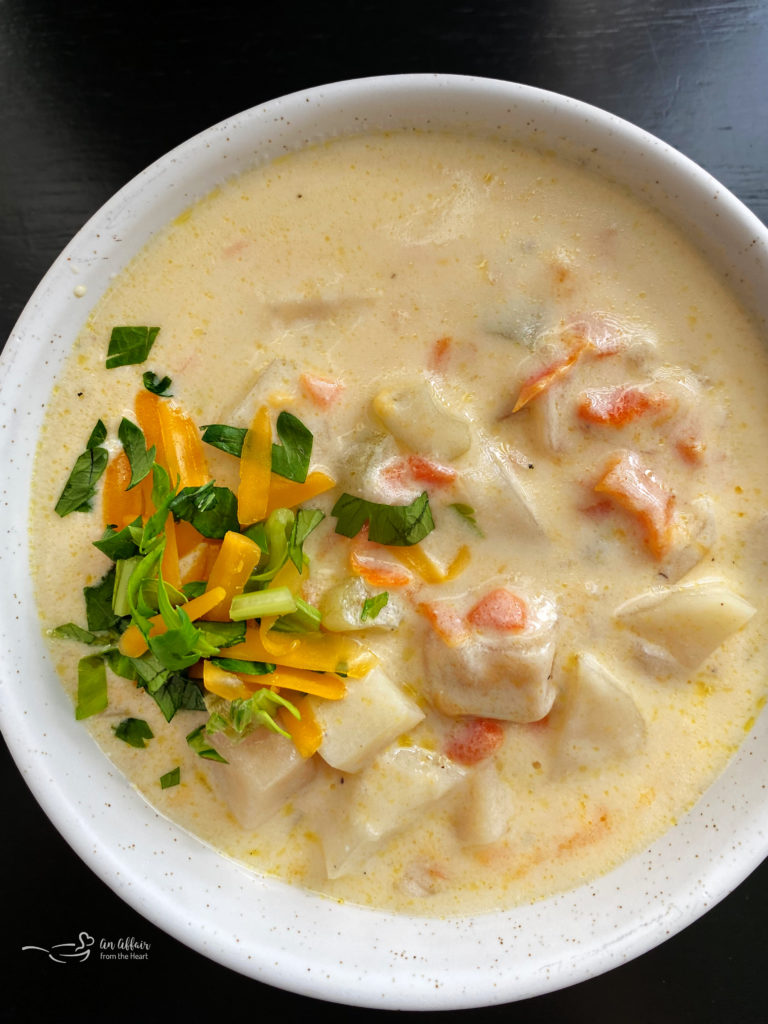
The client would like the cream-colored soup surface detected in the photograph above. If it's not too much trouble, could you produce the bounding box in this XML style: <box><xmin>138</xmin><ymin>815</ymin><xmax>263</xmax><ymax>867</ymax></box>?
<box><xmin>31</xmin><ymin>132</ymin><xmax>768</xmax><ymax>916</ymax></box>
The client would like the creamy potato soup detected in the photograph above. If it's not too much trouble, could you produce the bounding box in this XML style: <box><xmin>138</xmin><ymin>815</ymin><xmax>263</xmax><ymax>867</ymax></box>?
<box><xmin>30</xmin><ymin>132</ymin><xmax>768</xmax><ymax>916</ymax></box>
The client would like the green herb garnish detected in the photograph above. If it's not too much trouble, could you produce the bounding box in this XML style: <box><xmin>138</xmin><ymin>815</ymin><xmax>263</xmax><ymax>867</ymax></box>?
<box><xmin>271</xmin><ymin>411</ymin><xmax>313</xmax><ymax>482</ymax></box>
<box><xmin>118</xmin><ymin>418</ymin><xmax>156</xmax><ymax>489</ymax></box>
<box><xmin>142</xmin><ymin>371</ymin><xmax>173</xmax><ymax>396</ymax></box>
<box><xmin>186</xmin><ymin>724</ymin><xmax>229</xmax><ymax>762</ymax></box>
<box><xmin>170</xmin><ymin>484</ymin><xmax>239</xmax><ymax>538</ymax></box>
<box><xmin>210</xmin><ymin>657</ymin><xmax>276</xmax><ymax>674</ymax></box>
<box><xmin>288</xmin><ymin>507</ymin><xmax>324</xmax><ymax>572</ymax></box>
<box><xmin>205</xmin><ymin>690</ymin><xmax>298</xmax><ymax>741</ymax></box>
<box><xmin>201</xmin><ymin>411</ymin><xmax>314</xmax><ymax>483</ymax></box>
<box><xmin>75</xmin><ymin>654</ymin><xmax>108</xmax><ymax>720</ymax></box>
<box><xmin>361</xmin><ymin>592</ymin><xmax>389</xmax><ymax>621</ymax></box>
<box><xmin>200</xmin><ymin>423</ymin><xmax>247</xmax><ymax>457</ymax></box>
<box><xmin>106</xmin><ymin>326</ymin><xmax>160</xmax><ymax>369</ymax></box>
<box><xmin>331</xmin><ymin>491</ymin><xmax>434</xmax><ymax>546</ymax></box>
<box><xmin>272</xmin><ymin>596</ymin><xmax>322</xmax><ymax>634</ymax></box>
<box><xmin>84</xmin><ymin>567</ymin><xmax>121</xmax><ymax>631</ymax></box>
<box><xmin>449</xmin><ymin>502</ymin><xmax>484</xmax><ymax>536</ymax></box>
<box><xmin>114</xmin><ymin>717</ymin><xmax>154</xmax><ymax>748</ymax></box>
<box><xmin>93</xmin><ymin>518</ymin><xmax>142</xmax><ymax>560</ymax></box>
<box><xmin>160</xmin><ymin>767</ymin><xmax>181</xmax><ymax>789</ymax></box>
<box><xmin>54</xmin><ymin>420</ymin><xmax>109</xmax><ymax>517</ymax></box>
<box><xmin>49</xmin><ymin>622</ymin><xmax>115</xmax><ymax>646</ymax></box>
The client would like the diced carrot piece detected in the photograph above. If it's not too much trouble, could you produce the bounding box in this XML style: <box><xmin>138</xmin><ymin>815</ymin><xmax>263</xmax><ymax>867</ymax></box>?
<box><xmin>238</xmin><ymin>405</ymin><xmax>272</xmax><ymax>526</ymax></box>
<box><xmin>407</xmin><ymin>455</ymin><xmax>457</xmax><ymax>486</ymax></box>
<box><xmin>466</xmin><ymin>588</ymin><xmax>527</xmax><ymax>632</ymax></box>
<box><xmin>162</xmin><ymin>514</ymin><xmax>181</xmax><ymax>591</ymax></box>
<box><xmin>580</xmin><ymin>498</ymin><xmax>614</xmax><ymax>520</ymax></box>
<box><xmin>118</xmin><ymin>586</ymin><xmax>227</xmax><ymax>657</ymax></box>
<box><xmin>594</xmin><ymin>450</ymin><xmax>676</xmax><ymax>558</ymax></box>
<box><xmin>513</xmin><ymin>336</ymin><xmax>589</xmax><ymax>412</ymax></box>
<box><xmin>349</xmin><ymin>547</ymin><xmax>413</xmax><ymax>588</ymax></box>
<box><xmin>381</xmin><ymin>455</ymin><xmax>457</xmax><ymax>494</ymax></box>
<box><xmin>202</xmin><ymin>530</ymin><xmax>262</xmax><ymax>621</ymax></box>
<box><xmin>418</xmin><ymin>601</ymin><xmax>470</xmax><ymax>647</ymax></box>
<box><xmin>446</xmin><ymin>718</ymin><xmax>505</xmax><ymax>765</ymax></box>
<box><xmin>300</xmin><ymin>372</ymin><xmax>344</xmax><ymax>408</ymax></box>
<box><xmin>279</xmin><ymin>691</ymin><xmax>323</xmax><ymax>758</ymax></box>
<box><xmin>577</xmin><ymin>386</ymin><xmax>666</xmax><ymax>426</ymax></box>
<box><xmin>429</xmin><ymin>335</ymin><xmax>451</xmax><ymax>372</ymax></box>
<box><xmin>265</xmin><ymin>470</ymin><xmax>335</xmax><ymax>515</ymax></box>
<box><xmin>157</xmin><ymin>399</ymin><xmax>210</xmax><ymax>490</ymax></box>
<box><xmin>675</xmin><ymin>435</ymin><xmax>706</xmax><ymax>465</ymax></box>
<box><xmin>102</xmin><ymin>451</ymin><xmax>143</xmax><ymax>528</ymax></box>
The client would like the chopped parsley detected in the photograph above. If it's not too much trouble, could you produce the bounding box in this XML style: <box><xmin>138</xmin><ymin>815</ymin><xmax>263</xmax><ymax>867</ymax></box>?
<box><xmin>142</xmin><ymin>371</ymin><xmax>173</xmax><ymax>396</ymax></box>
<box><xmin>118</xmin><ymin>418</ymin><xmax>156</xmax><ymax>489</ymax></box>
<box><xmin>201</xmin><ymin>410</ymin><xmax>314</xmax><ymax>483</ymax></box>
<box><xmin>114</xmin><ymin>717</ymin><xmax>154</xmax><ymax>748</ymax></box>
<box><xmin>106</xmin><ymin>326</ymin><xmax>160</xmax><ymax>369</ymax></box>
<box><xmin>270</xmin><ymin>411</ymin><xmax>313</xmax><ymax>482</ymax></box>
<box><xmin>200</xmin><ymin>423</ymin><xmax>247</xmax><ymax>457</ymax></box>
<box><xmin>186</xmin><ymin>724</ymin><xmax>229</xmax><ymax>763</ymax></box>
<box><xmin>361</xmin><ymin>592</ymin><xmax>389</xmax><ymax>621</ymax></box>
<box><xmin>448</xmin><ymin>502</ymin><xmax>484</xmax><ymax>536</ymax></box>
<box><xmin>54</xmin><ymin>420</ymin><xmax>109</xmax><ymax>517</ymax></box>
<box><xmin>331</xmin><ymin>491</ymin><xmax>434</xmax><ymax>546</ymax></box>
<box><xmin>75</xmin><ymin>654</ymin><xmax>108</xmax><ymax>720</ymax></box>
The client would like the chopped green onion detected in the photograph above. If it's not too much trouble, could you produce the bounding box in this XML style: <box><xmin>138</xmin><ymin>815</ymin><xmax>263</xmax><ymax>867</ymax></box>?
<box><xmin>229</xmin><ymin>586</ymin><xmax>297</xmax><ymax>622</ymax></box>
<box><xmin>186</xmin><ymin>724</ymin><xmax>228</xmax><ymax>762</ymax></box>
<box><xmin>160</xmin><ymin>767</ymin><xmax>181</xmax><ymax>789</ymax></box>
<box><xmin>75</xmin><ymin>654</ymin><xmax>108</xmax><ymax>720</ymax></box>
<box><xmin>272</xmin><ymin>596</ymin><xmax>322</xmax><ymax>633</ymax></box>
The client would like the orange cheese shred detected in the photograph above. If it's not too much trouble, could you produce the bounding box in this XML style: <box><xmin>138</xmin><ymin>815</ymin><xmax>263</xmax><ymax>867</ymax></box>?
<box><xmin>238</xmin><ymin>406</ymin><xmax>272</xmax><ymax>526</ymax></box>
<box><xmin>202</xmin><ymin>530</ymin><xmax>262</xmax><ymax>621</ymax></box>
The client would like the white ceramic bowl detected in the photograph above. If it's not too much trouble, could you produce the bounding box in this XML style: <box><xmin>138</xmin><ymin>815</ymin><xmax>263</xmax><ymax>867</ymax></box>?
<box><xmin>2</xmin><ymin>74</ymin><xmax>767</xmax><ymax>1010</ymax></box>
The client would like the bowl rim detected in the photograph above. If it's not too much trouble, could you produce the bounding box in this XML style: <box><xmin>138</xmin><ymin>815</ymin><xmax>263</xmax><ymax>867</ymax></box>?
<box><xmin>2</xmin><ymin>72</ymin><xmax>768</xmax><ymax>1010</ymax></box>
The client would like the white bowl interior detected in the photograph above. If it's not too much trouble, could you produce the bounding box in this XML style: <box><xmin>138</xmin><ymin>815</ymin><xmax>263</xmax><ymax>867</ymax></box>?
<box><xmin>1</xmin><ymin>74</ymin><xmax>768</xmax><ymax>1009</ymax></box>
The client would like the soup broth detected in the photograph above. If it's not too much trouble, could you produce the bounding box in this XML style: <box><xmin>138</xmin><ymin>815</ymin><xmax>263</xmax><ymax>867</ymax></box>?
<box><xmin>30</xmin><ymin>131</ymin><xmax>768</xmax><ymax>915</ymax></box>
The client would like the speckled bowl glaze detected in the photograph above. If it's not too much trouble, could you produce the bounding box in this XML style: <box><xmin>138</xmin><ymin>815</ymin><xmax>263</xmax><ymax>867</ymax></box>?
<box><xmin>1</xmin><ymin>75</ymin><xmax>767</xmax><ymax>1009</ymax></box>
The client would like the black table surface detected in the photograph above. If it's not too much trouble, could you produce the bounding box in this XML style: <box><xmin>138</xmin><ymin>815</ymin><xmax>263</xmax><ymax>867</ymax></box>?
<box><xmin>2</xmin><ymin>1</ymin><xmax>767</xmax><ymax>1021</ymax></box>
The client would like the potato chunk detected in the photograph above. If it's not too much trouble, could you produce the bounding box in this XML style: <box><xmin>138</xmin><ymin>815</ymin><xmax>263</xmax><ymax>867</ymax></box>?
<box><xmin>206</xmin><ymin>728</ymin><xmax>316</xmax><ymax>829</ymax></box>
<box><xmin>422</xmin><ymin>593</ymin><xmax>557</xmax><ymax>722</ymax></box>
<box><xmin>616</xmin><ymin>578</ymin><xmax>756</xmax><ymax>669</ymax></box>
<box><xmin>551</xmin><ymin>653</ymin><xmax>646</xmax><ymax>774</ymax></box>
<box><xmin>372</xmin><ymin>379</ymin><xmax>471</xmax><ymax>460</ymax></box>
<box><xmin>454</xmin><ymin>761</ymin><xmax>513</xmax><ymax>846</ymax></box>
<box><xmin>308</xmin><ymin>667</ymin><xmax>425</xmax><ymax>773</ymax></box>
<box><xmin>319</xmin><ymin>576</ymin><xmax>403</xmax><ymax>632</ymax></box>
<box><xmin>317</xmin><ymin>746</ymin><xmax>467</xmax><ymax>878</ymax></box>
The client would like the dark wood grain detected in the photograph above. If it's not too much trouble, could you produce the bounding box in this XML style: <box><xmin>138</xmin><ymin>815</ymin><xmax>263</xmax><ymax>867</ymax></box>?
<box><xmin>2</xmin><ymin>0</ymin><xmax>767</xmax><ymax>1020</ymax></box>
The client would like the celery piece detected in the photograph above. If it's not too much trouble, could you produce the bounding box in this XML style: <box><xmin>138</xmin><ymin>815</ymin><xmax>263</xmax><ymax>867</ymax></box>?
<box><xmin>229</xmin><ymin>586</ymin><xmax>297</xmax><ymax>622</ymax></box>
<box><xmin>113</xmin><ymin>556</ymin><xmax>142</xmax><ymax>617</ymax></box>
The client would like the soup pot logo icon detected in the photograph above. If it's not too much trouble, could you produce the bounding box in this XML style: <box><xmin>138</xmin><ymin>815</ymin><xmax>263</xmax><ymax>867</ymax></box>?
<box><xmin>22</xmin><ymin>931</ymin><xmax>94</xmax><ymax>964</ymax></box>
